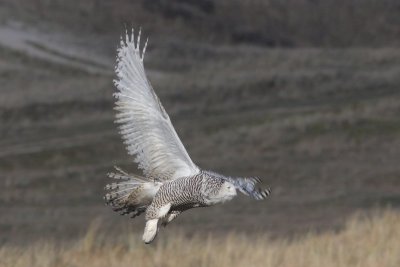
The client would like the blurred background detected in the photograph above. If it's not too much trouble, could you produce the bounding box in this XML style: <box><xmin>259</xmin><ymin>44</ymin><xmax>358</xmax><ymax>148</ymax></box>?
<box><xmin>1</xmin><ymin>0</ymin><xmax>400</xmax><ymax>262</ymax></box>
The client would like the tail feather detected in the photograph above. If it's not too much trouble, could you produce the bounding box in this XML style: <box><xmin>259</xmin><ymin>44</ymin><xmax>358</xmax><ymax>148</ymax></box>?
<box><xmin>104</xmin><ymin>167</ymin><xmax>161</xmax><ymax>218</ymax></box>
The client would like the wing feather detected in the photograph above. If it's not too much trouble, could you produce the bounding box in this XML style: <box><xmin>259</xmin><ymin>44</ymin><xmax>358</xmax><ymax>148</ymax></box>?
<box><xmin>114</xmin><ymin>29</ymin><xmax>199</xmax><ymax>181</ymax></box>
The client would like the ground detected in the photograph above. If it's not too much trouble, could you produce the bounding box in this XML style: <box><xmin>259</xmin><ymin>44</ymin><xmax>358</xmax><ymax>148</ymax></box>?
<box><xmin>0</xmin><ymin>2</ymin><xmax>400</xmax><ymax>245</ymax></box>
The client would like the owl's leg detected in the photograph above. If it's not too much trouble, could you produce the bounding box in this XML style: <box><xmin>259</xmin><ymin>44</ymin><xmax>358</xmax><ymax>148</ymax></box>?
<box><xmin>143</xmin><ymin>219</ymin><xmax>158</xmax><ymax>244</ymax></box>
<box><xmin>143</xmin><ymin>203</ymin><xmax>171</xmax><ymax>244</ymax></box>
<box><xmin>161</xmin><ymin>210</ymin><xmax>181</xmax><ymax>227</ymax></box>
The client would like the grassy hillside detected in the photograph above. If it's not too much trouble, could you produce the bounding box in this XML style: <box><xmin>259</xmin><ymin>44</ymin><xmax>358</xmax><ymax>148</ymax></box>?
<box><xmin>1</xmin><ymin>0</ymin><xmax>400</xmax><ymax>47</ymax></box>
<box><xmin>1</xmin><ymin>40</ymin><xmax>400</xmax><ymax>243</ymax></box>
<box><xmin>2</xmin><ymin>209</ymin><xmax>399</xmax><ymax>267</ymax></box>
<box><xmin>1</xmin><ymin>0</ymin><xmax>400</xmax><ymax>248</ymax></box>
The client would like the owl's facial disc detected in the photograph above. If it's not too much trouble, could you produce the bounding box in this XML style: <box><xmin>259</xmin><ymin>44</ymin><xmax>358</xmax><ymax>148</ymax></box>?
<box><xmin>204</xmin><ymin>181</ymin><xmax>237</xmax><ymax>205</ymax></box>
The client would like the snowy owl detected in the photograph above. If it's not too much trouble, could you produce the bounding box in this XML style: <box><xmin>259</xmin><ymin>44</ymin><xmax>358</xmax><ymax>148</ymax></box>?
<box><xmin>105</xmin><ymin>29</ymin><xmax>270</xmax><ymax>244</ymax></box>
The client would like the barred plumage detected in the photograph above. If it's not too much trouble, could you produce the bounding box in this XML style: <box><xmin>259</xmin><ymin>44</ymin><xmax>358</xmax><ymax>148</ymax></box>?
<box><xmin>106</xmin><ymin>28</ymin><xmax>270</xmax><ymax>244</ymax></box>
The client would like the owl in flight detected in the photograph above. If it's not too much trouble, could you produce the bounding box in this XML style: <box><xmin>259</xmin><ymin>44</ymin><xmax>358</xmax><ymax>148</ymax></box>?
<box><xmin>105</xmin><ymin>29</ymin><xmax>270</xmax><ymax>244</ymax></box>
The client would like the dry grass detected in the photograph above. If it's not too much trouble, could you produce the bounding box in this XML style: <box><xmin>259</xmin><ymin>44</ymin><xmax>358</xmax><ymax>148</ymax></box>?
<box><xmin>2</xmin><ymin>209</ymin><xmax>399</xmax><ymax>267</ymax></box>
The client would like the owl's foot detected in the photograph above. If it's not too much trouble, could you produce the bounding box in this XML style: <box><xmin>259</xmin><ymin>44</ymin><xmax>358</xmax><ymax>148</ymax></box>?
<box><xmin>161</xmin><ymin>211</ymin><xmax>181</xmax><ymax>227</ymax></box>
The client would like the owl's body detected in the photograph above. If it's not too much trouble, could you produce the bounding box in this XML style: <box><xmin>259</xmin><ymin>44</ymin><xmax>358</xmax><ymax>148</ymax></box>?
<box><xmin>105</xmin><ymin>29</ymin><xmax>270</xmax><ymax>243</ymax></box>
<box><xmin>147</xmin><ymin>171</ymin><xmax>237</xmax><ymax>216</ymax></box>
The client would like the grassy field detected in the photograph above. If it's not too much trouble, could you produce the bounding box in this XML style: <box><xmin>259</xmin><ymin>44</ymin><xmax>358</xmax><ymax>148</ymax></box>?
<box><xmin>2</xmin><ymin>41</ymin><xmax>400</xmax><ymax>243</ymax></box>
<box><xmin>1</xmin><ymin>0</ymin><xmax>400</xmax><ymax>256</ymax></box>
<box><xmin>2</xmin><ymin>209</ymin><xmax>399</xmax><ymax>267</ymax></box>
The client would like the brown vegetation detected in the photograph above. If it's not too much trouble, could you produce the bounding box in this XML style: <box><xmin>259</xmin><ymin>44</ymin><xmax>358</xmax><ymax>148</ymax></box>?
<box><xmin>1</xmin><ymin>209</ymin><xmax>399</xmax><ymax>267</ymax></box>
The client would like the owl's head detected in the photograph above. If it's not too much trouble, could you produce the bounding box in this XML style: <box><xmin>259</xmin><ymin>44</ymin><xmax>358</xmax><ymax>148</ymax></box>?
<box><xmin>206</xmin><ymin>181</ymin><xmax>237</xmax><ymax>205</ymax></box>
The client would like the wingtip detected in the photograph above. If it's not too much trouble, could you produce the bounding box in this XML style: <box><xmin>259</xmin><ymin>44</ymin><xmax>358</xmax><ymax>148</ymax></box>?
<box><xmin>117</xmin><ymin>26</ymin><xmax>148</xmax><ymax>62</ymax></box>
<box><xmin>136</xmin><ymin>27</ymin><xmax>142</xmax><ymax>51</ymax></box>
<box><xmin>259</xmin><ymin>188</ymin><xmax>271</xmax><ymax>200</ymax></box>
<box><xmin>142</xmin><ymin>37</ymin><xmax>149</xmax><ymax>61</ymax></box>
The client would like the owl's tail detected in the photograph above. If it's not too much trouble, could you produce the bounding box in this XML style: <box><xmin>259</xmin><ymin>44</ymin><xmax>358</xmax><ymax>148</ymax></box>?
<box><xmin>104</xmin><ymin>166</ymin><xmax>161</xmax><ymax>218</ymax></box>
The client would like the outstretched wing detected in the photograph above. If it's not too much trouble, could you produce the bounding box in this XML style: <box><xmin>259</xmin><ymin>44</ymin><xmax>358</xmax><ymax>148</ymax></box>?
<box><xmin>114</xmin><ymin>29</ymin><xmax>200</xmax><ymax>181</ymax></box>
